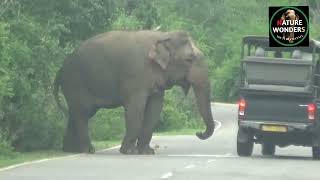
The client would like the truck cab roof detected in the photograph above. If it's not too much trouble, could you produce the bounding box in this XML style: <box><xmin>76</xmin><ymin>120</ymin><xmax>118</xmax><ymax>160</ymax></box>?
<box><xmin>240</xmin><ymin>36</ymin><xmax>320</xmax><ymax>96</ymax></box>
<box><xmin>242</xmin><ymin>35</ymin><xmax>320</xmax><ymax>55</ymax></box>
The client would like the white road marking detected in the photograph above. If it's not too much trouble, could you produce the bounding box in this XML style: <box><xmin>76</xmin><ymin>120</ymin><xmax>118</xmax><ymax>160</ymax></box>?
<box><xmin>0</xmin><ymin>155</ymin><xmax>79</xmax><ymax>172</ymax></box>
<box><xmin>96</xmin><ymin>145</ymin><xmax>121</xmax><ymax>153</ymax></box>
<box><xmin>161</xmin><ymin>172</ymin><xmax>173</xmax><ymax>179</ymax></box>
<box><xmin>207</xmin><ymin>159</ymin><xmax>217</xmax><ymax>163</ymax></box>
<box><xmin>184</xmin><ymin>164</ymin><xmax>195</xmax><ymax>169</ymax></box>
<box><xmin>0</xmin><ymin>105</ymin><xmax>227</xmax><ymax>172</ymax></box>
<box><xmin>0</xmin><ymin>145</ymin><xmax>121</xmax><ymax>172</ymax></box>
<box><xmin>214</xmin><ymin>120</ymin><xmax>222</xmax><ymax>131</ymax></box>
<box><xmin>211</xmin><ymin>102</ymin><xmax>235</xmax><ymax>106</ymax></box>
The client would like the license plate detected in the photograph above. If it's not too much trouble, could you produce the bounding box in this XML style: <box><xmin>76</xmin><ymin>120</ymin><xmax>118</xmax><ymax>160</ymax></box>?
<box><xmin>261</xmin><ymin>125</ymin><xmax>287</xmax><ymax>133</ymax></box>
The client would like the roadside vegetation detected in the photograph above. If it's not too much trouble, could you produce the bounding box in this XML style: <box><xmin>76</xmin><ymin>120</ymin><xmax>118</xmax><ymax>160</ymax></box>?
<box><xmin>1</xmin><ymin>0</ymin><xmax>320</xmax><ymax>166</ymax></box>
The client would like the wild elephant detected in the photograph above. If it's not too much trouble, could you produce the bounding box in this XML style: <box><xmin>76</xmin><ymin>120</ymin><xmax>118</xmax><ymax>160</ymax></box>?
<box><xmin>53</xmin><ymin>30</ymin><xmax>215</xmax><ymax>155</ymax></box>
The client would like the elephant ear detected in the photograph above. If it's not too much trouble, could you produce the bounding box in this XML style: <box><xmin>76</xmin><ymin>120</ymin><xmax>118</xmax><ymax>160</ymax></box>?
<box><xmin>148</xmin><ymin>39</ymin><xmax>171</xmax><ymax>70</ymax></box>
<box><xmin>148</xmin><ymin>32</ymin><xmax>190</xmax><ymax>70</ymax></box>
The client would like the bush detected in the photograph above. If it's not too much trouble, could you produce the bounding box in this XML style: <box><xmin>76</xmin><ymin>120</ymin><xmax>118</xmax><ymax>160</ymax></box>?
<box><xmin>1</xmin><ymin>0</ymin><xmax>319</xmax><ymax>154</ymax></box>
<box><xmin>90</xmin><ymin>109</ymin><xmax>125</xmax><ymax>141</ymax></box>
<box><xmin>157</xmin><ymin>87</ymin><xmax>203</xmax><ymax>131</ymax></box>
<box><xmin>0</xmin><ymin>137</ymin><xmax>17</xmax><ymax>158</ymax></box>
<box><xmin>213</xmin><ymin>57</ymin><xmax>241</xmax><ymax>102</ymax></box>
<box><xmin>111</xmin><ymin>9</ymin><xmax>144</xmax><ymax>30</ymax></box>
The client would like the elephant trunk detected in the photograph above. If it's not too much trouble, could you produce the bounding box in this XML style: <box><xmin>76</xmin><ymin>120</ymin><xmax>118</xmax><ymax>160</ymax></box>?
<box><xmin>189</xmin><ymin>64</ymin><xmax>215</xmax><ymax>140</ymax></box>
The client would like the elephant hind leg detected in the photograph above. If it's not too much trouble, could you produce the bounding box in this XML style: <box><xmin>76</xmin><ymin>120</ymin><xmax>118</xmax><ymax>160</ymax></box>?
<box><xmin>63</xmin><ymin>106</ymin><xmax>94</xmax><ymax>153</ymax></box>
<box><xmin>63</xmin><ymin>118</ymin><xmax>77</xmax><ymax>152</ymax></box>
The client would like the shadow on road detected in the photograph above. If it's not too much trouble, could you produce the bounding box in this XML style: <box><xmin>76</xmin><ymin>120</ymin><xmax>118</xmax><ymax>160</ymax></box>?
<box><xmin>251</xmin><ymin>155</ymin><xmax>314</xmax><ymax>161</ymax></box>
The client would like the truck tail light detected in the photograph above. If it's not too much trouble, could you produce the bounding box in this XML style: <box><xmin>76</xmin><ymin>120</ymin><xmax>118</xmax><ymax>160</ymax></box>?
<box><xmin>238</xmin><ymin>98</ymin><xmax>246</xmax><ymax>117</ymax></box>
<box><xmin>308</xmin><ymin>103</ymin><xmax>316</xmax><ymax>121</ymax></box>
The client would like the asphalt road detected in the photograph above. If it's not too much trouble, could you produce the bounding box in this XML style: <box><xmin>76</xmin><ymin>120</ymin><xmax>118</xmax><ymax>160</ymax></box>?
<box><xmin>0</xmin><ymin>103</ymin><xmax>319</xmax><ymax>180</ymax></box>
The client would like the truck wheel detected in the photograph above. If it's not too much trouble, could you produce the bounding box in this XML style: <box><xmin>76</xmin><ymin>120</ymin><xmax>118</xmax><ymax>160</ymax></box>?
<box><xmin>312</xmin><ymin>147</ymin><xmax>320</xmax><ymax>160</ymax></box>
<box><xmin>237</xmin><ymin>128</ymin><xmax>253</xmax><ymax>156</ymax></box>
<box><xmin>262</xmin><ymin>143</ymin><xmax>275</xmax><ymax>156</ymax></box>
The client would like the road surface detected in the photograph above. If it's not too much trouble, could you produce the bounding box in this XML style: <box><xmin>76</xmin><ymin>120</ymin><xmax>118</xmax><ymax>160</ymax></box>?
<box><xmin>0</xmin><ymin>103</ymin><xmax>319</xmax><ymax>180</ymax></box>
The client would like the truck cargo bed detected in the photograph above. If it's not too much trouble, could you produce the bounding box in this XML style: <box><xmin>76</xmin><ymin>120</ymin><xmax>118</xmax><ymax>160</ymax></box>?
<box><xmin>241</xmin><ymin>93</ymin><xmax>313</xmax><ymax>123</ymax></box>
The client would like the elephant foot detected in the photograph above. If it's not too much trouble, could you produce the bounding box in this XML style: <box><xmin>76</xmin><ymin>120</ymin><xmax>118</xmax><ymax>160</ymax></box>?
<box><xmin>88</xmin><ymin>143</ymin><xmax>96</xmax><ymax>154</ymax></box>
<box><xmin>138</xmin><ymin>145</ymin><xmax>155</xmax><ymax>155</ymax></box>
<box><xmin>119</xmin><ymin>145</ymin><xmax>139</xmax><ymax>155</ymax></box>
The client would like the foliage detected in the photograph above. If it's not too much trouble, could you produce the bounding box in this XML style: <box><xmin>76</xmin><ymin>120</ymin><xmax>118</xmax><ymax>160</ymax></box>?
<box><xmin>0</xmin><ymin>0</ymin><xmax>320</xmax><ymax>155</ymax></box>
<box><xmin>158</xmin><ymin>87</ymin><xmax>203</xmax><ymax>131</ymax></box>
<box><xmin>0</xmin><ymin>136</ymin><xmax>17</xmax><ymax>158</ymax></box>
<box><xmin>89</xmin><ymin>108</ymin><xmax>125</xmax><ymax>141</ymax></box>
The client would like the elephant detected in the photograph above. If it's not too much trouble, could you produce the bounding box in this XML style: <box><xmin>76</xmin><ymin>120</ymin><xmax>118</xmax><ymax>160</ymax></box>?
<box><xmin>281</xmin><ymin>9</ymin><xmax>299</xmax><ymax>43</ymax></box>
<box><xmin>53</xmin><ymin>30</ymin><xmax>215</xmax><ymax>155</ymax></box>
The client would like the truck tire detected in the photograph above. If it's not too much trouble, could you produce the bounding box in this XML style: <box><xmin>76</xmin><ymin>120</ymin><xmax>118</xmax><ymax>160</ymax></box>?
<box><xmin>237</xmin><ymin>128</ymin><xmax>253</xmax><ymax>156</ymax></box>
<box><xmin>262</xmin><ymin>143</ymin><xmax>275</xmax><ymax>156</ymax></box>
<box><xmin>312</xmin><ymin>147</ymin><xmax>320</xmax><ymax>160</ymax></box>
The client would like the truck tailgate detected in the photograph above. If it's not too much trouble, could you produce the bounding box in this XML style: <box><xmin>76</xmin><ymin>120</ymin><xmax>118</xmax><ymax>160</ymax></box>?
<box><xmin>243</xmin><ymin>94</ymin><xmax>313</xmax><ymax>123</ymax></box>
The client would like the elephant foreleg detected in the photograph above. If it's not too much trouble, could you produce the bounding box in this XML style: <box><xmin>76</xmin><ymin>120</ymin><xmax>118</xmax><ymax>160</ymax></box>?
<box><xmin>138</xmin><ymin>92</ymin><xmax>164</xmax><ymax>154</ymax></box>
<box><xmin>120</xmin><ymin>93</ymin><xmax>147</xmax><ymax>154</ymax></box>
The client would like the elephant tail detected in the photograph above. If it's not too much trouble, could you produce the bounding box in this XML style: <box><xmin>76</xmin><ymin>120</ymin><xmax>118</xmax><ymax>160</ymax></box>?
<box><xmin>53</xmin><ymin>68</ymin><xmax>68</xmax><ymax>117</ymax></box>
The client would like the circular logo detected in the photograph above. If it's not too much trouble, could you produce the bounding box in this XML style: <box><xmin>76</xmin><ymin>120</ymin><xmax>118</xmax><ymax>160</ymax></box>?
<box><xmin>269</xmin><ymin>6</ymin><xmax>309</xmax><ymax>47</ymax></box>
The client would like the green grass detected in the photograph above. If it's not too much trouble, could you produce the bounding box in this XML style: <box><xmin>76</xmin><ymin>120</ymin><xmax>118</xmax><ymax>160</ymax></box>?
<box><xmin>154</xmin><ymin>128</ymin><xmax>198</xmax><ymax>136</ymax></box>
<box><xmin>92</xmin><ymin>140</ymin><xmax>120</xmax><ymax>150</ymax></box>
<box><xmin>0</xmin><ymin>140</ymin><xmax>120</xmax><ymax>169</ymax></box>
<box><xmin>0</xmin><ymin>151</ymin><xmax>69</xmax><ymax>168</ymax></box>
<box><xmin>0</xmin><ymin>130</ymin><xmax>197</xmax><ymax>169</ymax></box>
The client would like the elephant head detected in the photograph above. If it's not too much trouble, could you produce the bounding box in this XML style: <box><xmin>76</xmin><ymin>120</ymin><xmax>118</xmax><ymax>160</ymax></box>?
<box><xmin>148</xmin><ymin>31</ymin><xmax>215</xmax><ymax>140</ymax></box>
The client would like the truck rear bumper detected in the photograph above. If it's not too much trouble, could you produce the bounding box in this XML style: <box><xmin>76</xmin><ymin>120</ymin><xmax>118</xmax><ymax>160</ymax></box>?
<box><xmin>239</xmin><ymin>120</ymin><xmax>319</xmax><ymax>147</ymax></box>
<box><xmin>239</xmin><ymin>120</ymin><xmax>313</xmax><ymax>132</ymax></box>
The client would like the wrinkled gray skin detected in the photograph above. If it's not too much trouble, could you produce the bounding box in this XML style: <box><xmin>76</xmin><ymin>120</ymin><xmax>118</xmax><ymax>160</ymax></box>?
<box><xmin>53</xmin><ymin>31</ymin><xmax>215</xmax><ymax>154</ymax></box>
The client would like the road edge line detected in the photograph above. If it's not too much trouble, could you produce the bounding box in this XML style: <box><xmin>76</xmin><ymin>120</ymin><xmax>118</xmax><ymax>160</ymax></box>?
<box><xmin>0</xmin><ymin>144</ymin><xmax>121</xmax><ymax>172</ymax></box>
<box><xmin>211</xmin><ymin>102</ymin><xmax>235</xmax><ymax>106</ymax></box>
<box><xmin>0</xmin><ymin>107</ymin><xmax>223</xmax><ymax>172</ymax></box>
